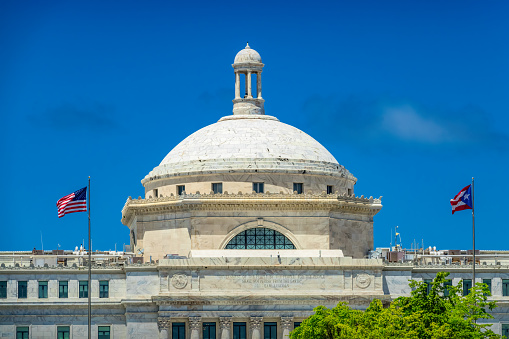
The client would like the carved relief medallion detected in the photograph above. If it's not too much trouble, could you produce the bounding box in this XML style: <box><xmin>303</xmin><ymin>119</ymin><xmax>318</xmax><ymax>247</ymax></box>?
<box><xmin>171</xmin><ymin>274</ymin><xmax>188</xmax><ymax>289</ymax></box>
<box><xmin>355</xmin><ymin>273</ymin><xmax>372</xmax><ymax>289</ymax></box>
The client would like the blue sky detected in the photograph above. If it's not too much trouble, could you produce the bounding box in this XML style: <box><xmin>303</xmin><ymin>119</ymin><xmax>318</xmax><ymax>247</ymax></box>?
<box><xmin>1</xmin><ymin>0</ymin><xmax>508</xmax><ymax>252</ymax></box>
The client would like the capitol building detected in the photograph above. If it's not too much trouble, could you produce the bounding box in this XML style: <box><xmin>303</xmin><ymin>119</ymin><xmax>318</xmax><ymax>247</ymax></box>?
<box><xmin>1</xmin><ymin>44</ymin><xmax>509</xmax><ymax>339</ymax></box>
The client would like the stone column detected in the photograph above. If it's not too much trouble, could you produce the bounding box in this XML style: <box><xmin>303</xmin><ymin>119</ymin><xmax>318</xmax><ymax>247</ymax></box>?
<box><xmin>280</xmin><ymin>316</ymin><xmax>294</xmax><ymax>339</ymax></box>
<box><xmin>250</xmin><ymin>316</ymin><xmax>263</xmax><ymax>339</ymax></box>
<box><xmin>189</xmin><ymin>316</ymin><xmax>201</xmax><ymax>339</ymax></box>
<box><xmin>247</xmin><ymin>71</ymin><xmax>252</xmax><ymax>98</ymax></box>
<box><xmin>219</xmin><ymin>316</ymin><xmax>231</xmax><ymax>339</ymax></box>
<box><xmin>158</xmin><ymin>317</ymin><xmax>170</xmax><ymax>339</ymax></box>
<box><xmin>235</xmin><ymin>72</ymin><xmax>240</xmax><ymax>99</ymax></box>
<box><xmin>257</xmin><ymin>72</ymin><xmax>262</xmax><ymax>99</ymax></box>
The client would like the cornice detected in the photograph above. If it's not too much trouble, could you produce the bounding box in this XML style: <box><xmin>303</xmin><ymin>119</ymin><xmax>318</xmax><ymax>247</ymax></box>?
<box><xmin>121</xmin><ymin>193</ymin><xmax>382</xmax><ymax>226</ymax></box>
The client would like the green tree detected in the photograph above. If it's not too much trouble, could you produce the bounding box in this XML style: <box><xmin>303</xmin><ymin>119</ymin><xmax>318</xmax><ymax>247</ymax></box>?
<box><xmin>290</xmin><ymin>272</ymin><xmax>501</xmax><ymax>339</ymax></box>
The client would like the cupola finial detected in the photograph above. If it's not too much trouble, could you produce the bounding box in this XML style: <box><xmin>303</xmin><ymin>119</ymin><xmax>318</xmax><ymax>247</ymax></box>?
<box><xmin>245</xmin><ymin>42</ymin><xmax>250</xmax><ymax>49</ymax></box>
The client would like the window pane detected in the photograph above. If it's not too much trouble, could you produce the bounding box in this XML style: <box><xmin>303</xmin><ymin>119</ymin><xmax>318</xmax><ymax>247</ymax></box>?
<box><xmin>212</xmin><ymin>183</ymin><xmax>223</xmax><ymax>194</ymax></box>
<box><xmin>483</xmin><ymin>279</ymin><xmax>491</xmax><ymax>296</ymax></box>
<box><xmin>444</xmin><ymin>280</ymin><xmax>452</xmax><ymax>297</ymax></box>
<box><xmin>98</xmin><ymin>326</ymin><xmax>110</xmax><ymax>339</ymax></box>
<box><xmin>463</xmin><ymin>279</ymin><xmax>472</xmax><ymax>296</ymax></box>
<box><xmin>59</xmin><ymin>281</ymin><xmax>68</xmax><ymax>298</ymax></box>
<box><xmin>293</xmin><ymin>183</ymin><xmax>303</xmax><ymax>194</ymax></box>
<box><xmin>423</xmin><ymin>279</ymin><xmax>432</xmax><ymax>295</ymax></box>
<box><xmin>264</xmin><ymin>322</ymin><xmax>277</xmax><ymax>339</ymax></box>
<box><xmin>502</xmin><ymin>324</ymin><xmax>509</xmax><ymax>339</ymax></box>
<box><xmin>57</xmin><ymin>326</ymin><xmax>70</xmax><ymax>339</ymax></box>
<box><xmin>16</xmin><ymin>327</ymin><xmax>29</xmax><ymax>339</ymax></box>
<box><xmin>253</xmin><ymin>182</ymin><xmax>264</xmax><ymax>193</ymax></box>
<box><xmin>178</xmin><ymin>185</ymin><xmax>185</xmax><ymax>195</ymax></box>
<box><xmin>503</xmin><ymin>279</ymin><xmax>509</xmax><ymax>296</ymax></box>
<box><xmin>226</xmin><ymin>228</ymin><xmax>295</xmax><ymax>250</ymax></box>
<box><xmin>18</xmin><ymin>281</ymin><xmax>27</xmax><ymax>299</ymax></box>
<box><xmin>0</xmin><ymin>281</ymin><xmax>6</xmax><ymax>298</ymax></box>
<box><xmin>99</xmin><ymin>281</ymin><xmax>109</xmax><ymax>298</ymax></box>
<box><xmin>38</xmin><ymin>281</ymin><xmax>48</xmax><ymax>298</ymax></box>
<box><xmin>172</xmin><ymin>323</ymin><xmax>185</xmax><ymax>339</ymax></box>
<box><xmin>203</xmin><ymin>322</ymin><xmax>216</xmax><ymax>339</ymax></box>
<box><xmin>233</xmin><ymin>323</ymin><xmax>246</xmax><ymax>339</ymax></box>
<box><xmin>79</xmin><ymin>281</ymin><xmax>88</xmax><ymax>298</ymax></box>
<box><xmin>327</xmin><ymin>185</ymin><xmax>333</xmax><ymax>194</ymax></box>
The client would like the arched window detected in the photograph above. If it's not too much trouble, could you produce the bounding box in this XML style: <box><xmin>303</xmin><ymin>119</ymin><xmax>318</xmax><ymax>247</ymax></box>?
<box><xmin>225</xmin><ymin>228</ymin><xmax>295</xmax><ymax>249</ymax></box>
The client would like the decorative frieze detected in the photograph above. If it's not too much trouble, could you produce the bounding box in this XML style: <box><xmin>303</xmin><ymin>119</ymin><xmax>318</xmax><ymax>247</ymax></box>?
<box><xmin>121</xmin><ymin>193</ymin><xmax>382</xmax><ymax>224</ymax></box>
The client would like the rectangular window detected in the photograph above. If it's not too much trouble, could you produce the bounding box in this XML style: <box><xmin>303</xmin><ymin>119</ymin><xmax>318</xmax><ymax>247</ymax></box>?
<box><xmin>98</xmin><ymin>326</ymin><xmax>110</xmax><ymax>339</ymax></box>
<box><xmin>233</xmin><ymin>322</ymin><xmax>246</xmax><ymax>339</ymax></box>
<box><xmin>59</xmin><ymin>281</ymin><xmax>68</xmax><ymax>298</ymax></box>
<box><xmin>38</xmin><ymin>281</ymin><xmax>48</xmax><ymax>298</ymax></box>
<box><xmin>79</xmin><ymin>281</ymin><xmax>88</xmax><ymax>298</ymax></box>
<box><xmin>293</xmin><ymin>183</ymin><xmax>303</xmax><ymax>194</ymax></box>
<box><xmin>463</xmin><ymin>279</ymin><xmax>472</xmax><ymax>296</ymax></box>
<box><xmin>16</xmin><ymin>326</ymin><xmax>29</xmax><ymax>339</ymax></box>
<box><xmin>57</xmin><ymin>326</ymin><xmax>70</xmax><ymax>339</ymax></box>
<box><xmin>502</xmin><ymin>324</ymin><xmax>509</xmax><ymax>339</ymax></box>
<box><xmin>483</xmin><ymin>279</ymin><xmax>492</xmax><ymax>296</ymax></box>
<box><xmin>0</xmin><ymin>281</ymin><xmax>6</xmax><ymax>298</ymax></box>
<box><xmin>347</xmin><ymin>188</ymin><xmax>353</xmax><ymax>196</ymax></box>
<box><xmin>153</xmin><ymin>189</ymin><xmax>158</xmax><ymax>198</ymax></box>
<box><xmin>172</xmin><ymin>322</ymin><xmax>185</xmax><ymax>339</ymax></box>
<box><xmin>294</xmin><ymin>322</ymin><xmax>302</xmax><ymax>328</ymax></box>
<box><xmin>212</xmin><ymin>183</ymin><xmax>223</xmax><ymax>194</ymax></box>
<box><xmin>253</xmin><ymin>182</ymin><xmax>264</xmax><ymax>193</ymax></box>
<box><xmin>99</xmin><ymin>281</ymin><xmax>109</xmax><ymax>298</ymax></box>
<box><xmin>177</xmin><ymin>185</ymin><xmax>185</xmax><ymax>195</ymax></box>
<box><xmin>18</xmin><ymin>281</ymin><xmax>27</xmax><ymax>299</ymax></box>
<box><xmin>444</xmin><ymin>279</ymin><xmax>452</xmax><ymax>297</ymax></box>
<box><xmin>423</xmin><ymin>279</ymin><xmax>432</xmax><ymax>295</ymax></box>
<box><xmin>327</xmin><ymin>185</ymin><xmax>333</xmax><ymax>194</ymax></box>
<box><xmin>264</xmin><ymin>322</ymin><xmax>277</xmax><ymax>339</ymax></box>
<box><xmin>203</xmin><ymin>322</ymin><xmax>216</xmax><ymax>339</ymax></box>
<box><xmin>503</xmin><ymin>279</ymin><xmax>509</xmax><ymax>297</ymax></box>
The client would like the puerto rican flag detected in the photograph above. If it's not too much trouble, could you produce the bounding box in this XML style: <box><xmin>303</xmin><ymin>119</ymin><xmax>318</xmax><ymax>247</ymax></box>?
<box><xmin>57</xmin><ymin>187</ymin><xmax>87</xmax><ymax>218</ymax></box>
<box><xmin>450</xmin><ymin>185</ymin><xmax>473</xmax><ymax>215</ymax></box>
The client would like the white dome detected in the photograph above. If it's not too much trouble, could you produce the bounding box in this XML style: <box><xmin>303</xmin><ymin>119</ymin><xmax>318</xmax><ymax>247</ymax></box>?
<box><xmin>234</xmin><ymin>43</ymin><xmax>262</xmax><ymax>64</ymax></box>
<box><xmin>142</xmin><ymin>115</ymin><xmax>354</xmax><ymax>184</ymax></box>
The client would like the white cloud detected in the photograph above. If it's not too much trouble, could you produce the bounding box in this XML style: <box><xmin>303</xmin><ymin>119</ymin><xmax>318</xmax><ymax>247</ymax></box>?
<box><xmin>381</xmin><ymin>105</ymin><xmax>452</xmax><ymax>144</ymax></box>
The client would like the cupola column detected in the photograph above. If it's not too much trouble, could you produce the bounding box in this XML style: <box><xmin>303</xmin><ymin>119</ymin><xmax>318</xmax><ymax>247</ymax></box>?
<box><xmin>247</xmin><ymin>71</ymin><xmax>253</xmax><ymax>98</ymax></box>
<box><xmin>257</xmin><ymin>72</ymin><xmax>262</xmax><ymax>99</ymax></box>
<box><xmin>235</xmin><ymin>72</ymin><xmax>240</xmax><ymax>99</ymax></box>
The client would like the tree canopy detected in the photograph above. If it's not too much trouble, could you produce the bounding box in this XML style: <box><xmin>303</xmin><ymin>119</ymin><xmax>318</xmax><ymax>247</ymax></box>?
<box><xmin>290</xmin><ymin>272</ymin><xmax>501</xmax><ymax>339</ymax></box>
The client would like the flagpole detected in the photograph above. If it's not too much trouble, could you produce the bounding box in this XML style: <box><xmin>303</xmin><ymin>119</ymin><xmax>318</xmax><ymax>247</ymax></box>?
<box><xmin>472</xmin><ymin>177</ymin><xmax>475</xmax><ymax>287</ymax></box>
<box><xmin>88</xmin><ymin>176</ymin><xmax>91</xmax><ymax>339</ymax></box>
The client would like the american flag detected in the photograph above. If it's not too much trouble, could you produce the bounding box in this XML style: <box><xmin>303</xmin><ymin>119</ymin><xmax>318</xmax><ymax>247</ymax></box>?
<box><xmin>57</xmin><ymin>187</ymin><xmax>87</xmax><ymax>218</ymax></box>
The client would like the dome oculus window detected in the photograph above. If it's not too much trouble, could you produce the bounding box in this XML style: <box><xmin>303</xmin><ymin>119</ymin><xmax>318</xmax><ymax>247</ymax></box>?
<box><xmin>226</xmin><ymin>228</ymin><xmax>295</xmax><ymax>249</ymax></box>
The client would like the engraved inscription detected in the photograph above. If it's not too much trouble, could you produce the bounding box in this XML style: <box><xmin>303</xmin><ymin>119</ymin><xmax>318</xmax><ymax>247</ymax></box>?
<box><xmin>220</xmin><ymin>274</ymin><xmax>324</xmax><ymax>289</ymax></box>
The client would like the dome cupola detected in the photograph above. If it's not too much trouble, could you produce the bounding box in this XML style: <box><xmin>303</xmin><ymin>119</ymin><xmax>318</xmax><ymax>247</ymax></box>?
<box><xmin>232</xmin><ymin>43</ymin><xmax>265</xmax><ymax>115</ymax></box>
